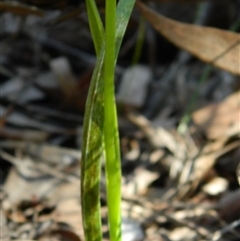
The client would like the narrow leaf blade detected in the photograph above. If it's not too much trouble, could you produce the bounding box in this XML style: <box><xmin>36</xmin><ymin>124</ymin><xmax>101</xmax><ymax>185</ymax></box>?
<box><xmin>81</xmin><ymin>47</ymin><xmax>105</xmax><ymax>241</ymax></box>
<box><xmin>81</xmin><ymin>1</ymin><xmax>136</xmax><ymax>240</ymax></box>
<box><xmin>86</xmin><ymin>0</ymin><xmax>104</xmax><ymax>54</ymax></box>
<box><xmin>103</xmin><ymin>0</ymin><xmax>137</xmax><ymax>240</ymax></box>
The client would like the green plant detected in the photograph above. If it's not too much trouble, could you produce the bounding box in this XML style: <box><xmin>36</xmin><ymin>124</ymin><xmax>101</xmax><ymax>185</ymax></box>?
<box><xmin>81</xmin><ymin>0</ymin><xmax>136</xmax><ymax>241</ymax></box>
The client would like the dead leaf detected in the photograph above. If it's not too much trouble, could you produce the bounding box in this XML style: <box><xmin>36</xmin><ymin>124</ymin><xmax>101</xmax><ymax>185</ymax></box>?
<box><xmin>128</xmin><ymin>112</ymin><xmax>186</xmax><ymax>160</ymax></box>
<box><xmin>122</xmin><ymin>167</ymin><xmax>159</xmax><ymax>197</ymax></box>
<box><xmin>47</xmin><ymin>229</ymin><xmax>81</xmax><ymax>241</ymax></box>
<box><xmin>202</xmin><ymin>177</ymin><xmax>228</xmax><ymax>196</ymax></box>
<box><xmin>169</xmin><ymin>227</ymin><xmax>197</xmax><ymax>241</ymax></box>
<box><xmin>192</xmin><ymin>91</ymin><xmax>240</xmax><ymax>139</ymax></box>
<box><xmin>136</xmin><ymin>1</ymin><xmax>240</xmax><ymax>75</ymax></box>
<box><xmin>178</xmin><ymin>140</ymin><xmax>240</xmax><ymax>197</ymax></box>
<box><xmin>50</xmin><ymin>57</ymin><xmax>79</xmax><ymax>108</ymax></box>
<box><xmin>218</xmin><ymin>189</ymin><xmax>240</xmax><ymax>222</ymax></box>
<box><xmin>0</xmin><ymin>1</ymin><xmax>45</xmax><ymax>16</ymax></box>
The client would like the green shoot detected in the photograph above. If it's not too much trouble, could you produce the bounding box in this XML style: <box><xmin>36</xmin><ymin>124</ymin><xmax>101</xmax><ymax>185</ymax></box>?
<box><xmin>81</xmin><ymin>0</ymin><xmax>136</xmax><ymax>240</ymax></box>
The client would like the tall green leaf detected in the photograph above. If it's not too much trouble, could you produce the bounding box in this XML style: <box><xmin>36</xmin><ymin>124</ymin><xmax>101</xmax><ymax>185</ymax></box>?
<box><xmin>81</xmin><ymin>0</ymin><xmax>136</xmax><ymax>240</ymax></box>
<box><xmin>104</xmin><ymin>0</ymin><xmax>120</xmax><ymax>239</ymax></box>
<box><xmin>81</xmin><ymin>46</ymin><xmax>105</xmax><ymax>241</ymax></box>
<box><xmin>85</xmin><ymin>0</ymin><xmax>104</xmax><ymax>54</ymax></box>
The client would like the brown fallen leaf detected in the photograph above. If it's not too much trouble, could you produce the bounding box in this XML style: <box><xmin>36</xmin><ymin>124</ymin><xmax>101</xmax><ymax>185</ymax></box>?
<box><xmin>0</xmin><ymin>1</ymin><xmax>45</xmax><ymax>16</ymax></box>
<box><xmin>136</xmin><ymin>1</ymin><xmax>240</xmax><ymax>75</ymax></box>
<box><xmin>178</xmin><ymin>140</ymin><xmax>240</xmax><ymax>198</ymax></box>
<box><xmin>127</xmin><ymin>112</ymin><xmax>187</xmax><ymax>160</ymax></box>
<box><xmin>192</xmin><ymin>90</ymin><xmax>240</xmax><ymax>140</ymax></box>
<box><xmin>218</xmin><ymin>189</ymin><xmax>240</xmax><ymax>222</ymax></box>
<box><xmin>122</xmin><ymin>166</ymin><xmax>159</xmax><ymax>197</ymax></box>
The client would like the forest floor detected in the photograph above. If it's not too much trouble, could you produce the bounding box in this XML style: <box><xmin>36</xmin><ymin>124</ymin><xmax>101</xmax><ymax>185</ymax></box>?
<box><xmin>1</xmin><ymin>1</ymin><xmax>240</xmax><ymax>240</ymax></box>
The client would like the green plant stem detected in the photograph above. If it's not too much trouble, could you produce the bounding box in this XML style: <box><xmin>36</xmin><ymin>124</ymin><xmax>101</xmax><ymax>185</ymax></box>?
<box><xmin>81</xmin><ymin>1</ymin><xmax>136</xmax><ymax>240</ymax></box>
<box><xmin>86</xmin><ymin>0</ymin><xmax>104</xmax><ymax>54</ymax></box>
<box><xmin>131</xmin><ymin>16</ymin><xmax>146</xmax><ymax>65</ymax></box>
<box><xmin>104</xmin><ymin>0</ymin><xmax>122</xmax><ymax>240</ymax></box>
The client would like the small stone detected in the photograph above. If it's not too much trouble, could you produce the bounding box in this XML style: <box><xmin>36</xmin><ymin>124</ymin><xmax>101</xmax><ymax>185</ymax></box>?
<box><xmin>117</xmin><ymin>65</ymin><xmax>152</xmax><ymax>108</ymax></box>
<box><xmin>122</xmin><ymin>218</ymin><xmax>144</xmax><ymax>241</ymax></box>
<box><xmin>202</xmin><ymin>177</ymin><xmax>228</xmax><ymax>196</ymax></box>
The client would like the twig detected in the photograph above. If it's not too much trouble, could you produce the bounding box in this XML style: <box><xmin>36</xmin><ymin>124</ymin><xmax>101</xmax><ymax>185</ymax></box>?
<box><xmin>211</xmin><ymin>219</ymin><xmax>240</xmax><ymax>241</ymax></box>
<box><xmin>0</xmin><ymin>150</ymin><xmax>79</xmax><ymax>183</ymax></box>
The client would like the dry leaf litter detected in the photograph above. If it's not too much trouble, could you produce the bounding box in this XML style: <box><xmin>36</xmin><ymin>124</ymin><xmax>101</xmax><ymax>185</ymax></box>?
<box><xmin>1</xmin><ymin>0</ymin><xmax>240</xmax><ymax>240</ymax></box>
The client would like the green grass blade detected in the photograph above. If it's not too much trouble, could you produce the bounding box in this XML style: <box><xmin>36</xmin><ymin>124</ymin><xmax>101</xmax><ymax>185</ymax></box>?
<box><xmin>86</xmin><ymin>0</ymin><xmax>104</xmax><ymax>54</ymax></box>
<box><xmin>81</xmin><ymin>46</ymin><xmax>105</xmax><ymax>241</ymax></box>
<box><xmin>115</xmin><ymin>0</ymin><xmax>136</xmax><ymax>56</ymax></box>
<box><xmin>104</xmin><ymin>0</ymin><xmax>136</xmax><ymax>240</ymax></box>
<box><xmin>131</xmin><ymin>16</ymin><xmax>146</xmax><ymax>64</ymax></box>
<box><xmin>104</xmin><ymin>0</ymin><xmax>120</xmax><ymax>239</ymax></box>
<box><xmin>81</xmin><ymin>1</ymin><xmax>136</xmax><ymax>241</ymax></box>
<box><xmin>81</xmin><ymin>2</ymin><xmax>105</xmax><ymax>240</ymax></box>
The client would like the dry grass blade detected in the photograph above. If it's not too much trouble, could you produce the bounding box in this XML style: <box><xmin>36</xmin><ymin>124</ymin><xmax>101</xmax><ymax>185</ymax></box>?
<box><xmin>211</xmin><ymin>219</ymin><xmax>240</xmax><ymax>241</ymax></box>
<box><xmin>136</xmin><ymin>0</ymin><xmax>240</xmax><ymax>75</ymax></box>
